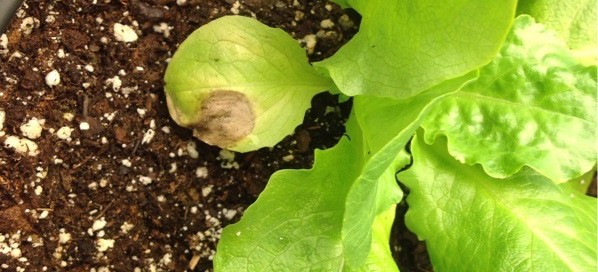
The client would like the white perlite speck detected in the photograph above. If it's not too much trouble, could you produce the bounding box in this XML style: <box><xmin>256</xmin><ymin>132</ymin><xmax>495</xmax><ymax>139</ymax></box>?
<box><xmin>113</xmin><ymin>23</ymin><xmax>138</xmax><ymax>42</ymax></box>
<box><xmin>105</xmin><ymin>76</ymin><xmax>122</xmax><ymax>91</ymax></box>
<box><xmin>0</xmin><ymin>34</ymin><xmax>7</xmax><ymax>47</ymax></box>
<box><xmin>121</xmin><ymin>159</ymin><xmax>132</xmax><ymax>167</ymax></box>
<box><xmin>96</xmin><ymin>238</ymin><xmax>115</xmax><ymax>252</ymax></box>
<box><xmin>79</xmin><ymin>122</ymin><xmax>90</xmax><ymax>131</ymax></box>
<box><xmin>153</xmin><ymin>22</ymin><xmax>173</xmax><ymax>38</ymax></box>
<box><xmin>169</xmin><ymin>163</ymin><xmax>177</xmax><ymax>173</ymax></box>
<box><xmin>160</xmin><ymin>253</ymin><xmax>173</xmax><ymax>266</ymax></box>
<box><xmin>187</xmin><ymin>141</ymin><xmax>199</xmax><ymax>159</ymax></box>
<box><xmin>10</xmin><ymin>248</ymin><xmax>22</xmax><ymax>258</ymax></box>
<box><xmin>223</xmin><ymin>209</ymin><xmax>237</xmax><ymax>220</ymax></box>
<box><xmin>195</xmin><ymin>167</ymin><xmax>208</xmax><ymax>179</ymax></box>
<box><xmin>202</xmin><ymin>185</ymin><xmax>213</xmax><ymax>197</ymax></box>
<box><xmin>34</xmin><ymin>185</ymin><xmax>43</xmax><ymax>195</ymax></box>
<box><xmin>136</xmin><ymin>108</ymin><xmax>146</xmax><ymax>117</ymax></box>
<box><xmin>92</xmin><ymin>218</ymin><xmax>107</xmax><ymax>231</ymax></box>
<box><xmin>219</xmin><ymin>149</ymin><xmax>239</xmax><ymax>169</ymax></box>
<box><xmin>0</xmin><ymin>34</ymin><xmax>7</xmax><ymax>55</ymax></box>
<box><xmin>302</xmin><ymin>34</ymin><xmax>317</xmax><ymax>55</ymax></box>
<box><xmin>139</xmin><ymin>176</ymin><xmax>152</xmax><ymax>185</ymax></box>
<box><xmin>141</xmin><ymin>129</ymin><xmax>155</xmax><ymax>144</ymax></box>
<box><xmin>219</xmin><ymin>149</ymin><xmax>235</xmax><ymax>161</ymax></box>
<box><xmin>63</xmin><ymin>112</ymin><xmax>74</xmax><ymax>122</ymax></box>
<box><xmin>56</xmin><ymin>126</ymin><xmax>73</xmax><ymax>140</ymax></box>
<box><xmin>58</xmin><ymin>230</ymin><xmax>71</xmax><ymax>244</ymax></box>
<box><xmin>84</xmin><ymin>64</ymin><xmax>94</xmax><ymax>72</ymax></box>
<box><xmin>45</xmin><ymin>15</ymin><xmax>55</xmax><ymax>23</ymax></box>
<box><xmin>20</xmin><ymin>117</ymin><xmax>44</xmax><ymax>139</ymax></box>
<box><xmin>230</xmin><ymin>1</ymin><xmax>241</xmax><ymax>14</ymax></box>
<box><xmin>320</xmin><ymin>19</ymin><xmax>335</xmax><ymax>29</ymax></box>
<box><xmin>282</xmin><ymin>154</ymin><xmax>294</xmax><ymax>162</ymax></box>
<box><xmin>45</xmin><ymin>70</ymin><xmax>61</xmax><ymax>86</ymax></box>
<box><xmin>39</xmin><ymin>210</ymin><xmax>49</xmax><ymax>219</ymax></box>
<box><xmin>20</xmin><ymin>17</ymin><xmax>40</xmax><ymax>35</ymax></box>
<box><xmin>4</xmin><ymin>135</ymin><xmax>39</xmax><ymax>156</ymax></box>
<box><xmin>120</xmin><ymin>222</ymin><xmax>134</xmax><ymax>234</ymax></box>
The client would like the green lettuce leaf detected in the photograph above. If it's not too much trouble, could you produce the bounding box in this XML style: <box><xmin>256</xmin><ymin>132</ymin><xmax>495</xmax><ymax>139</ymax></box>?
<box><xmin>342</xmin><ymin>71</ymin><xmax>477</xmax><ymax>265</ymax></box>
<box><xmin>421</xmin><ymin>15</ymin><xmax>597</xmax><ymax>183</ymax></box>
<box><xmin>214</xmin><ymin>113</ymin><xmax>365</xmax><ymax>271</ymax></box>
<box><xmin>348</xmin><ymin>205</ymin><xmax>399</xmax><ymax>272</ymax></box>
<box><xmin>164</xmin><ymin>16</ymin><xmax>333</xmax><ymax>152</ymax></box>
<box><xmin>315</xmin><ymin>0</ymin><xmax>517</xmax><ymax>98</ymax></box>
<box><xmin>214</xmin><ymin>70</ymin><xmax>476</xmax><ymax>270</ymax></box>
<box><xmin>517</xmin><ymin>0</ymin><xmax>597</xmax><ymax>65</ymax></box>
<box><xmin>398</xmin><ymin>132</ymin><xmax>598</xmax><ymax>271</ymax></box>
<box><xmin>215</xmin><ymin>110</ymin><xmax>405</xmax><ymax>271</ymax></box>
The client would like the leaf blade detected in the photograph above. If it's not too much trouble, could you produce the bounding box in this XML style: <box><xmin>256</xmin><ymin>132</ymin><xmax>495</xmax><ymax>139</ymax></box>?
<box><xmin>214</xmin><ymin>112</ymin><xmax>368</xmax><ymax>271</ymax></box>
<box><xmin>315</xmin><ymin>0</ymin><xmax>517</xmax><ymax>98</ymax></box>
<box><xmin>341</xmin><ymin>71</ymin><xmax>477</xmax><ymax>265</ymax></box>
<box><xmin>164</xmin><ymin>16</ymin><xmax>333</xmax><ymax>152</ymax></box>
<box><xmin>398</xmin><ymin>132</ymin><xmax>598</xmax><ymax>271</ymax></box>
<box><xmin>421</xmin><ymin>15</ymin><xmax>597</xmax><ymax>182</ymax></box>
<box><xmin>517</xmin><ymin>0</ymin><xmax>597</xmax><ymax>64</ymax></box>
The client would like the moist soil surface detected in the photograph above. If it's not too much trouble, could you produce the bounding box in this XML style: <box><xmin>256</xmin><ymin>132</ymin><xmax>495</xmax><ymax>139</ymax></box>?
<box><xmin>0</xmin><ymin>0</ymin><xmax>433</xmax><ymax>271</ymax></box>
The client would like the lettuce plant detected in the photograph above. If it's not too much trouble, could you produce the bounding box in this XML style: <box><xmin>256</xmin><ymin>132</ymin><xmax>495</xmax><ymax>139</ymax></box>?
<box><xmin>164</xmin><ymin>0</ymin><xmax>597</xmax><ymax>270</ymax></box>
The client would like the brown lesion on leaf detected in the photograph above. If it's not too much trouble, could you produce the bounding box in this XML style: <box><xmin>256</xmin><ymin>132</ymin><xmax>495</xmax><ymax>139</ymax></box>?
<box><xmin>193</xmin><ymin>90</ymin><xmax>255</xmax><ymax>148</ymax></box>
<box><xmin>166</xmin><ymin>89</ymin><xmax>255</xmax><ymax>149</ymax></box>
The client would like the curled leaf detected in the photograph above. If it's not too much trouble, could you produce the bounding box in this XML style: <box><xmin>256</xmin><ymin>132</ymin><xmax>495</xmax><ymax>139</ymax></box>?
<box><xmin>164</xmin><ymin>16</ymin><xmax>333</xmax><ymax>152</ymax></box>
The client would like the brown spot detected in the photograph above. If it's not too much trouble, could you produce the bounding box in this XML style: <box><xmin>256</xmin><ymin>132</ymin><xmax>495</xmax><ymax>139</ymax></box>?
<box><xmin>193</xmin><ymin>90</ymin><xmax>255</xmax><ymax>148</ymax></box>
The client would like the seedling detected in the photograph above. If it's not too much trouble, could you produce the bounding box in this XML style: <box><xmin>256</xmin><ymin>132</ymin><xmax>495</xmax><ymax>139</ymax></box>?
<box><xmin>165</xmin><ymin>0</ymin><xmax>597</xmax><ymax>271</ymax></box>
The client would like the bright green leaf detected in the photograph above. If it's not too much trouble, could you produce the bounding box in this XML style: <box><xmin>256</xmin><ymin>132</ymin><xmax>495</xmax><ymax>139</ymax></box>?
<box><xmin>342</xmin><ymin>71</ymin><xmax>477</xmax><ymax>265</ymax></box>
<box><xmin>214</xmin><ymin>72</ymin><xmax>476</xmax><ymax>270</ymax></box>
<box><xmin>341</xmin><ymin>150</ymin><xmax>406</xmax><ymax>267</ymax></box>
<box><xmin>355</xmin><ymin>72</ymin><xmax>477</xmax><ymax>155</ymax></box>
<box><xmin>348</xmin><ymin>205</ymin><xmax>400</xmax><ymax>272</ymax></box>
<box><xmin>214</xmin><ymin>113</ymin><xmax>365</xmax><ymax>271</ymax></box>
<box><xmin>398</xmin><ymin>132</ymin><xmax>598</xmax><ymax>271</ymax></box>
<box><xmin>517</xmin><ymin>0</ymin><xmax>597</xmax><ymax>65</ymax></box>
<box><xmin>315</xmin><ymin>0</ymin><xmax>517</xmax><ymax>98</ymax></box>
<box><xmin>215</xmin><ymin>111</ymin><xmax>404</xmax><ymax>270</ymax></box>
<box><xmin>422</xmin><ymin>15</ymin><xmax>597</xmax><ymax>183</ymax></box>
<box><xmin>164</xmin><ymin>16</ymin><xmax>333</xmax><ymax>152</ymax></box>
